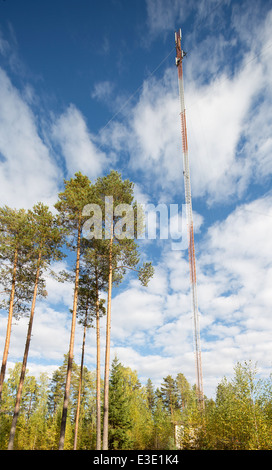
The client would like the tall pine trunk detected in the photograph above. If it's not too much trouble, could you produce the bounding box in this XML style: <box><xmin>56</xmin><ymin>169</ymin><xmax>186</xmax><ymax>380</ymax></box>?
<box><xmin>8</xmin><ymin>251</ymin><xmax>41</xmax><ymax>450</ymax></box>
<box><xmin>73</xmin><ymin>300</ymin><xmax>88</xmax><ymax>450</ymax></box>
<box><xmin>59</xmin><ymin>216</ymin><xmax>81</xmax><ymax>450</ymax></box>
<box><xmin>96</xmin><ymin>265</ymin><xmax>101</xmax><ymax>450</ymax></box>
<box><xmin>0</xmin><ymin>247</ymin><xmax>18</xmax><ymax>401</ymax></box>
<box><xmin>102</xmin><ymin>228</ymin><xmax>113</xmax><ymax>450</ymax></box>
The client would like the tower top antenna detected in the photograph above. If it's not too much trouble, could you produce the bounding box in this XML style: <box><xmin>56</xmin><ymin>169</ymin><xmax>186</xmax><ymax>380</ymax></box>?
<box><xmin>175</xmin><ymin>28</ymin><xmax>186</xmax><ymax>67</ymax></box>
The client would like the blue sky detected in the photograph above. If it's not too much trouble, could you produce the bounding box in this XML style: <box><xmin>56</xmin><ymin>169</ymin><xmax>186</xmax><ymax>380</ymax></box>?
<box><xmin>1</xmin><ymin>0</ymin><xmax>272</xmax><ymax>397</ymax></box>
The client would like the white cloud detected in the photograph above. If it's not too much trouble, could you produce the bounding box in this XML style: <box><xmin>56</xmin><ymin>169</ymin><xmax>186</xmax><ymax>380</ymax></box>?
<box><xmin>99</xmin><ymin>6</ymin><xmax>272</xmax><ymax>207</ymax></box>
<box><xmin>0</xmin><ymin>305</ymin><xmax>69</xmax><ymax>365</ymax></box>
<box><xmin>111</xmin><ymin>346</ymin><xmax>187</xmax><ymax>388</ymax></box>
<box><xmin>101</xmin><ymin>55</ymin><xmax>263</xmax><ymax>203</ymax></box>
<box><xmin>0</xmin><ymin>32</ymin><xmax>10</xmax><ymax>56</ymax></box>
<box><xmin>1</xmin><ymin>3</ymin><xmax>272</xmax><ymax>401</ymax></box>
<box><xmin>133</xmin><ymin>182</ymin><xmax>151</xmax><ymax>205</ymax></box>
<box><xmin>91</xmin><ymin>80</ymin><xmax>115</xmax><ymax>102</ymax></box>
<box><xmin>186</xmin><ymin>59</ymin><xmax>262</xmax><ymax>202</ymax></box>
<box><xmin>0</xmin><ymin>68</ymin><xmax>59</xmax><ymax>209</ymax></box>
<box><xmin>52</xmin><ymin>104</ymin><xmax>107</xmax><ymax>179</ymax></box>
<box><xmin>30</xmin><ymin>306</ymin><xmax>71</xmax><ymax>361</ymax></box>
<box><xmin>1</xmin><ymin>194</ymin><xmax>271</xmax><ymax>397</ymax></box>
<box><xmin>129</xmin><ymin>41</ymin><xmax>265</xmax><ymax>203</ymax></box>
<box><xmin>109</xmin><ymin>194</ymin><xmax>272</xmax><ymax>396</ymax></box>
<box><xmin>197</xmin><ymin>195</ymin><xmax>272</xmax><ymax>383</ymax></box>
<box><xmin>129</xmin><ymin>72</ymin><xmax>182</xmax><ymax>187</ymax></box>
<box><xmin>43</xmin><ymin>261</ymin><xmax>74</xmax><ymax>308</ymax></box>
<box><xmin>111</xmin><ymin>286</ymin><xmax>164</xmax><ymax>341</ymax></box>
<box><xmin>145</xmin><ymin>0</ymin><xmax>191</xmax><ymax>38</ymax></box>
<box><xmin>145</xmin><ymin>0</ymin><xmax>229</xmax><ymax>45</ymax></box>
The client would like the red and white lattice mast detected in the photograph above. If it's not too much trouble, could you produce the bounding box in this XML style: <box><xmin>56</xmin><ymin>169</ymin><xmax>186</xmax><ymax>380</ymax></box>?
<box><xmin>175</xmin><ymin>29</ymin><xmax>204</xmax><ymax>409</ymax></box>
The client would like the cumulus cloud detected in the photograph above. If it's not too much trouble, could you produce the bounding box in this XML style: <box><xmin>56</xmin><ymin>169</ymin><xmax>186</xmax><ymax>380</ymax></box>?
<box><xmin>99</xmin><ymin>5</ymin><xmax>272</xmax><ymax>207</ymax></box>
<box><xmin>42</xmin><ymin>261</ymin><xmax>74</xmax><ymax>308</ymax></box>
<box><xmin>52</xmin><ymin>104</ymin><xmax>107</xmax><ymax>179</ymax></box>
<box><xmin>118</xmin><ymin>45</ymin><xmax>266</xmax><ymax>203</ymax></box>
<box><xmin>0</xmin><ymin>68</ymin><xmax>59</xmax><ymax>208</ymax></box>
<box><xmin>2</xmin><ymin>194</ymin><xmax>271</xmax><ymax>397</ymax></box>
<box><xmin>196</xmin><ymin>196</ymin><xmax>272</xmax><ymax>387</ymax></box>
<box><xmin>186</xmin><ymin>58</ymin><xmax>263</xmax><ymax>202</ymax></box>
<box><xmin>1</xmin><ymin>2</ymin><xmax>272</xmax><ymax>401</ymax></box>
<box><xmin>111</xmin><ymin>286</ymin><xmax>165</xmax><ymax>341</ymax></box>
<box><xmin>108</xmin><ymin>194</ymin><xmax>272</xmax><ymax>396</ymax></box>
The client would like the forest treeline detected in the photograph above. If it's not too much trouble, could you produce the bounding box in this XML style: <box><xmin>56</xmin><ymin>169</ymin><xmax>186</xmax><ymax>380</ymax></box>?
<box><xmin>0</xmin><ymin>358</ymin><xmax>272</xmax><ymax>450</ymax></box>
<box><xmin>0</xmin><ymin>170</ymin><xmax>271</xmax><ymax>450</ymax></box>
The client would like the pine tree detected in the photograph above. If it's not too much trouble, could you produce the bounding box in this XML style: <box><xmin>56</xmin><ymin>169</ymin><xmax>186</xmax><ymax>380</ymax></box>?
<box><xmin>0</xmin><ymin>363</ymin><xmax>41</xmax><ymax>449</ymax></box>
<box><xmin>47</xmin><ymin>355</ymin><xmax>83</xmax><ymax>449</ymax></box>
<box><xmin>108</xmin><ymin>357</ymin><xmax>132</xmax><ymax>450</ymax></box>
<box><xmin>94</xmin><ymin>171</ymin><xmax>154</xmax><ymax>450</ymax></box>
<box><xmin>146</xmin><ymin>379</ymin><xmax>156</xmax><ymax>413</ymax></box>
<box><xmin>54</xmin><ymin>172</ymin><xmax>94</xmax><ymax>449</ymax></box>
<box><xmin>77</xmin><ymin>245</ymin><xmax>107</xmax><ymax>449</ymax></box>
<box><xmin>7</xmin><ymin>203</ymin><xmax>65</xmax><ymax>450</ymax></box>
<box><xmin>73</xmin><ymin>269</ymin><xmax>105</xmax><ymax>450</ymax></box>
<box><xmin>0</xmin><ymin>206</ymin><xmax>33</xmax><ymax>400</ymax></box>
<box><xmin>48</xmin><ymin>360</ymin><xmax>68</xmax><ymax>418</ymax></box>
<box><xmin>176</xmin><ymin>373</ymin><xmax>193</xmax><ymax>410</ymax></box>
<box><xmin>160</xmin><ymin>375</ymin><xmax>180</xmax><ymax>420</ymax></box>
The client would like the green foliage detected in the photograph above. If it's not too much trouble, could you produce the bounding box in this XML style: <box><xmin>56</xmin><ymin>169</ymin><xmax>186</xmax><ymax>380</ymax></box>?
<box><xmin>0</xmin><ymin>360</ymin><xmax>272</xmax><ymax>449</ymax></box>
<box><xmin>153</xmin><ymin>401</ymin><xmax>173</xmax><ymax>449</ymax></box>
<box><xmin>146</xmin><ymin>378</ymin><xmax>156</xmax><ymax>413</ymax></box>
<box><xmin>200</xmin><ymin>361</ymin><xmax>272</xmax><ymax>450</ymax></box>
<box><xmin>0</xmin><ymin>207</ymin><xmax>36</xmax><ymax>316</ymax></box>
<box><xmin>77</xmin><ymin>272</ymin><xmax>106</xmax><ymax>328</ymax></box>
<box><xmin>0</xmin><ymin>203</ymin><xmax>66</xmax><ymax>316</ymax></box>
<box><xmin>138</xmin><ymin>262</ymin><xmax>154</xmax><ymax>287</ymax></box>
<box><xmin>54</xmin><ymin>172</ymin><xmax>94</xmax><ymax>227</ymax></box>
<box><xmin>160</xmin><ymin>375</ymin><xmax>180</xmax><ymax>420</ymax></box>
<box><xmin>0</xmin><ymin>172</ymin><xmax>271</xmax><ymax>450</ymax></box>
<box><xmin>94</xmin><ymin>170</ymin><xmax>154</xmax><ymax>287</ymax></box>
<box><xmin>0</xmin><ymin>171</ymin><xmax>154</xmax><ymax>451</ymax></box>
<box><xmin>108</xmin><ymin>357</ymin><xmax>133</xmax><ymax>449</ymax></box>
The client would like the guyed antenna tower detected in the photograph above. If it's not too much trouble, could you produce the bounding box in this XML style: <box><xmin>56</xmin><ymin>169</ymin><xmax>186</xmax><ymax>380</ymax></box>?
<box><xmin>175</xmin><ymin>29</ymin><xmax>204</xmax><ymax>410</ymax></box>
